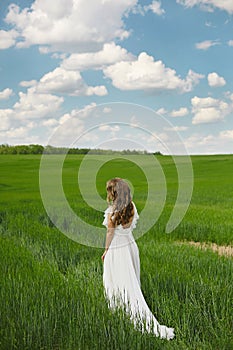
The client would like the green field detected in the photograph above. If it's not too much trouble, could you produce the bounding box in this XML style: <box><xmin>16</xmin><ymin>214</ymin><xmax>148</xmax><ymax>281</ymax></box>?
<box><xmin>0</xmin><ymin>154</ymin><xmax>232</xmax><ymax>350</ymax></box>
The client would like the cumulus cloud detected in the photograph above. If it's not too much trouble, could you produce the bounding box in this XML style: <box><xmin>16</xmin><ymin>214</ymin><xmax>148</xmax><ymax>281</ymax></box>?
<box><xmin>41</xmin><ymin>118</ymin><xmax>59</xmax><ymax>127</ymax></box>
<box><xmin>195</xmin><ymin>40</ymin><xmax>220</xmax><ymax>50</ymax></box>
<box><xmin>103</xmin><ymin>107</ymin><xmax>112</xmax><ymax>114</ymax></box>
<box><xmin>98</xmin><ymin>124</ymin><xmax>121</xmax><ymax>139</ymax></box>
<box><xmin>104</xmin><ymin>52</ymin><xmax>203</xmax><ymax>93</ymax></box>
<box><xmin>12</xmin><ymin>87</ymin><xmax>64</xmax><ymax>120</ymax></box>
<box><xmin>184</xmin><ymin>133</ymin><xmax>215</xmax><ymax>154</ymax></box>
<box><xmin>191</xmin><ymin>96</ymin><xmax>229</xmax><ymax>124</ymax></box>
<box><xmin>62</xmin><ymin>42</ymin><xmax>134</xmax><ymax>71</ymax></box>
<box><xmin>156</xmin><ymin>107</ymin><xmax>167</xmax><ymax>115</ymax></box>
<box><xmin>0</xmin><ymin>88</ymin><xmax>13</xmax><ymax>100</ymax></box>
<box><xmin>4</xmin><ymin>0</ymin><xmax>137</xmax><ymax>52</ymax></box>
<box><xmin>133</xmin><ymin>1</ymin><xmax>165</xmax><ymax>16</ymax></box>
<box><xmin>207</xmin><ymin>72</ymin><xmax>226</xmax><ymax>87</ymax></box>
<box><xmin>3</xmin><ymin>126</ymin><xmax>29</xmax><ymax>138</ymax></box>
<box><xmin>0</xmin><ymin>94</ymin><xmax>99</xmax><ymax>146</ymax></box>
<box><xmin>19</xmin><ymin>80</ymin><xmax>37</xmax><ymax>87</ymax></box>
<box><xmin>0</xmin><ymin>125</ymin><xmax>41</xmax><ymax>144</ymax></box>
<box><xmin>35</xmin><ymin>67</ymin><xmax>107</xmax><ymax>96</ymax></box>
<box><xmin>0</xmin><ymin>105</ymin><xmax>41</xmax><ymax>143</ymax></box>
<box><xmin>173</xmin><ymin>126</ymin><xmax>188</xmax><ymax>131</ymax></box>
<box><xmin>0</xmin><ymin>29</ymin><xmax>18</xmax><ymax>49</ymax></box>
<box><xmin>99</xmin><ymin>125</ymin><xmax>120</xmax><ymax>132</ymax></box>
<box><xmin>228</xmin><ymin>40</ymin><xmax>233</xmax><ymax>46</ymax></box>
<box><xmin>165</xmin><ymin>126</ymin><xmax>188</xmax><ymax>131</ymax></box>
<box><xmin>0</xmin><ymin>88</ymin><xmax>69</xmax><ymax>145</ymax></box>
<box><xmin>145</xmin><ymin>1</ymin><xmax>165</xmax><ymax>15</ymax></box>
<box><xmin>170</xmin><ymin>107</ymin><xmax>189</xmax><ymax>117</ymax></box>
<box><xmin>59</xmin><ymin>102</ymin><xmax>97</xmax><ymax>125</ymax></box>
<box><xmin>184</xmin><ymin>129</ymin><xmax>233</xmax><ymax>154</ymax></box>
<box><xmin>0</xmin><ymin>109</ymin><xmax>13</xmax><ymax>131</ymax></box>
<box><xmin>20</xmin><ymin>66</ymin><xmax>108</xmax><ymax>96</ymax></box>
<box><xmin>177</xmin><ymin>0</ymin><xmax>233</xmax><ymax>14</ymax></box>
<box><xmin>49</xmin><ymin>102</ymin><xmax>99</xmax><ymax>147</ymax></box>
<box><xmin>219</xmin><ymin>129</ymin><xmax>233</xmax><ymax>140</ymax></box>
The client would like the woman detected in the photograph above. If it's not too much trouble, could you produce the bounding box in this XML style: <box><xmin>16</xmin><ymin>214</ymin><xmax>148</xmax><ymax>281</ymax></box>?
<box><xmin>101</xmin><ymin>177</ymin><xmax>174</xmax><ymax>340</ymax></box>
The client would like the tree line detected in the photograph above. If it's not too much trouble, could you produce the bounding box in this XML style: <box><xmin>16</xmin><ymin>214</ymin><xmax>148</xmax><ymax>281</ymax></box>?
<box><xmin>0</xmin><ymin>144</ymin><xmax>162</xmax><ymax>155</ymax></box>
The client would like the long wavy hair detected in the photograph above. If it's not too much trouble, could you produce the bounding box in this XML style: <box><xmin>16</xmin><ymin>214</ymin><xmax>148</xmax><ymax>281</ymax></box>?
<box><xmin>106</xmin><ymin>178</ymin><xmax>134</xmax><ymax>227</ymax></box>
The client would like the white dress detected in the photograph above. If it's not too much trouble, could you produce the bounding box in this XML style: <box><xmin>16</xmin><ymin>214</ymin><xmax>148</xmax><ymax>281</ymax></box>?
<box><xmin>103</xmin><ymin>202</ymin><xmax>175</xmax><ymax>340</ymax></box>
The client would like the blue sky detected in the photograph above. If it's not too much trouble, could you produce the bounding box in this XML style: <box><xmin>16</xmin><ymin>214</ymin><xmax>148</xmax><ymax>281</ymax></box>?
<box><xmin>0</xmin><ymin>0</ymin><xmax>233</xmax><ymax>154</ymax></box>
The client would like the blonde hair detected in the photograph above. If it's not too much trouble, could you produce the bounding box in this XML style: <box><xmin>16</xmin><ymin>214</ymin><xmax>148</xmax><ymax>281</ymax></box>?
<box><xmin>106</xmin><ymin>178</ymin><xmax>134</xmax><ymax>227</ymax></box>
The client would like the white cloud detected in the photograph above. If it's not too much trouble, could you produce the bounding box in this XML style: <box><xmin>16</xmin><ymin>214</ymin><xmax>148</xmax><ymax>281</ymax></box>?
<box><xmin>173</xmin><ymin>126</ymin><xmax>188</xmax><ymax>131</ymax></box>
<box><xmin>99</xmin><ymin>125</ymin><xmax>120</xmax><ymax>132</ymax></box>
<box><xmin>104</xmin><ymin>52</ymin><xmax>203</xmax><ymax>93</ymax></box>
<box><xmin>103</xmin><ymin>107</ymin><xmax>112</xmax><ymax>114</ymax></box>
<box><xmin>129</xmin><ymin>115</ymin><xmax>140</xmax><ymax>128</ymax></box>
<box><xmin>13</xmin><ymin>87</ymin><xmax>64</xmax><ymax>120</ymax></box>
<box><xmin>192</xmin><ymin>96</ymin><xmax>223</xmax><ymax>108</ymax></box>
<box><xmin>0</xmin><ymin>97</ymin><xmax>98</xmax><ymax>146</ymax></box>
<box><xmin>3</xmin><ymin>126</ymin><xmax>29</xmax><ymax>138</ymax></box>
<box><xmin>170</xmin><ymin>107</ymin><xmax>189</xmax><ymax>117</ymax></box>
<box><xmin>193</xmin><ymin>108</ymin><xmax>223</xmax><ymax>124</ymax></box>
<box><xmin>184</xmin><ymin>130</ymin><xmax>233</xmax><ymax>154</ymax></box>
<box><xmin>0</xmin><ymin>29</ymin><xmax>18</xmax><ymax>49</ymax></box>
<box><xmin>225</xmin><ymin>92</ymin><xmax>233</xmax><ymax>102</ymax></box>
<box><xmin>62</xmin><ymin>42</ymin><xmax>134</xmax><ymax>71</ymax></box>
<box><xmin>191</xmin><ymin>96</ymin><xmax>230</xmax><ymax>124</ymax></box>
<box><xmin>147</xmin><ymin>131</ymin><xmax>169</xmax><ymax>143</ymax></box>
<box><xmin>219</xmin><ymin>129</ymin><xmax>233</xmax><ymax>139</ymax></box>
<box><xmin>145</xmin><ymin>1</ymin><xmax>165</xmax><ymax>15</ymax></box>
<box><xmin>0</xmin><ymin>109</ymin><xmax>13</xmax><ymax>131</ymax></box>
<box><xmin>85</xmin><ymin>86</ymin><xmax>107</xmax><ymax>96</ymax></box>
<box><xmin>228</xmin><ymin>40</ymin><xmax>233</xmax><ymax>46</ymax></box>
<box><xmin>133</xmin><ymin>1</ymin><xmax>165</xmax><ymax>16</ymax></box>
<box><xmin>38</xmin><ymin>46</ymin><xmax>50</xmax><ymax>54</ymax></box>
<box><xmin>0</xmin><ymin>108</ymin><xmax>40</xmax><ymax>143</ymax></box>
<box><xmin>0</xmin><ymin>88</ymin><xmax>13</xmax><ymax>100</ymax></box>
<box><xmin>49</xmin><ymin>103</ymin><xmax>99</xmax><ymax>147</ymax></box>
<box><xmin>0</xmin><ymin>125</ymin><xmax>42</xmax><ymax>145</ymax></box>
<box><xmin>19</xmin><ymin>80</ymin><xmax>37</xmax><ymax>87</ymax></box>
<box><xmin>177</xmin><ymin>0</ymin><xmax>233</xmax><ymax>14</ymax></box>
<box><xmin>165</xmin><ymin>126</ymin><xmax>189</xmax><ymax>131</ymax></box>
<box><xmin>195</xmin><ymin>40</ymin><xmax>219</xmax><ymax>50</ymax></box>
<box><xmin>184</xmin><ymin>133</ymin><xmax>216</xmax><ymax>154</ymax></box>
<box><xmin>156</xmin><ymin>107</ymin><xmax>167</xmax><ymax>115</ymax></box>
<box><xmin>36</xmin><ymin>67</ymin><xmax>107</xmax><ymax>96</ymax></box>
<box><xmin>59</xmin><ymin>102</ymin><xmax>97</xmax><ymax>125</ymax></box>
<box><xmin>4</xmin><ymin>0</ymin><xmax>137</xmax><ymax>52</ymax></box>
<box><xmin>41</xmin><ymin>118</ymin><xmax>59</xmax><ymax>127</ymax></box>
<box><xmin>207</xmin><ymin>72</ymin><xmax>226</xmax><ymax>87</ymax></box>
<box><xmin>51</xmin><ymin>53</ymin><xmax>67</xmax><ymax>60</ymax></box>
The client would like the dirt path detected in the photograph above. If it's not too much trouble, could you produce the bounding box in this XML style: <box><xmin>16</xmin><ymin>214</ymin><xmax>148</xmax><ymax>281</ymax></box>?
<box><xmin>176</xmin><ymin>241</ymin><xmax>233</xmax><ymax>258</ymax></box>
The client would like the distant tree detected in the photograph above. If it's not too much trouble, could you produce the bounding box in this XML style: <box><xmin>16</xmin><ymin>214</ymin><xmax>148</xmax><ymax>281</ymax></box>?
<box><xmin>29</xmin><ymin>144</ymin><xmax>44</xmax><ymax>154</ymax></box>
<box><xmin>0</xmin><ymin>144</ymin><xmax>162</xmax><ymax>155</ymax></box>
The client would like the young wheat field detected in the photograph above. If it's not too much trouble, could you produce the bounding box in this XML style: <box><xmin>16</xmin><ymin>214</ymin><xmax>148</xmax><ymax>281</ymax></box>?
<box><xmin>0</xmin><ymin>154</ymin><xmax>232</xmax><ymax>350</ymax></box>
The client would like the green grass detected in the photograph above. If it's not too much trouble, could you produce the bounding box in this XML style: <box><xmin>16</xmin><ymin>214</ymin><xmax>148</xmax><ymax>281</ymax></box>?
<box><xmin>0</xmin><ymin>154</ymin><xmax>233</xmax><ymax>349</ymax></box>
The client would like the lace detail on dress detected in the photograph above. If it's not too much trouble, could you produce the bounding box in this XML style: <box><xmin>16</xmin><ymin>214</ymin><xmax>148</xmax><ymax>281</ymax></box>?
<box><xmin>102</xmin><ymin>206</ymin><xmax>113</xmax><ymax>227</ymax></box>
<box><xmin>102</xmin><ymin>202</ymin><xmax>139</xmax><ymax>230</ymax></box>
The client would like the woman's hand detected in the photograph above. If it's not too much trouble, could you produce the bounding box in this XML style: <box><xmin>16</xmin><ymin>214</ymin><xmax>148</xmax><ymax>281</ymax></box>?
<box><xmin>101</xmin><ymin>249</ymin><xmax>108</xmax><ymax>262</ymax></box>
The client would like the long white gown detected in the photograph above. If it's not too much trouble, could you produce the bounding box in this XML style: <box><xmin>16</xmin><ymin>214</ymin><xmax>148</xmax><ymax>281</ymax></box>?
<box><xmin>103</xmin><ymin>202</ymin><xmax>175</xmax><ymax>340</ymax></box>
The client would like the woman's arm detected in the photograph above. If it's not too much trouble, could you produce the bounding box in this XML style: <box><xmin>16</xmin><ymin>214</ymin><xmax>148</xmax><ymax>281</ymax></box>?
<box><xmin>101</xmin><ymin>214</ymin><xmax>115</xmax><ymax>261</ymax></box>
